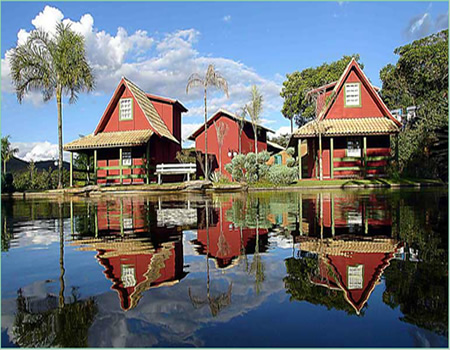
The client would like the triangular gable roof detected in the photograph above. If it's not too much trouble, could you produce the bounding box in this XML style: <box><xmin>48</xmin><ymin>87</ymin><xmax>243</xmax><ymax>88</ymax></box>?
<box><xmin>146</xmin><ymin>93</ymin><xmax>188</xmax><ymax>112</ymax></box>
<box><xmin>317</xmin><ymin>58</ymin><xmax>401</xmax><ymax>127</ymax></box>
<box><xmin>187</xmin><ymin>108</ymin><xmax>275</xmax><ymax>141</ymax></box>
<box><xmin>94</xmin><ymin>77</ymin><xmax>179</xmax><ymax>144</ymax></box>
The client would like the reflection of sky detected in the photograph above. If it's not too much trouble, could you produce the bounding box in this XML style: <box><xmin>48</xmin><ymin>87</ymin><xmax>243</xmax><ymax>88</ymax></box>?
<box><xmin>1</xmin><ymin>193</ymin><xmax>448</xmax><ymax>348</ymax></box>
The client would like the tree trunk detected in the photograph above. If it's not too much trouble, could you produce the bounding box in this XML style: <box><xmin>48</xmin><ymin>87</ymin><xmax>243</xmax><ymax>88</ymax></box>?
<box><xmin>254</xmin><ymin>125</ymin><xmax>258</xmax><ymax>155</ymax></box>
<box><xmin>239</xmin><ymin>128</ymin><xmax>242</xmax><ymax>154</ymax></box>
<box><xmin>204</xmin><ymin>87</ymin><xmax>208</xmax><ymax>179</ymax></box>
<box><xmin>205</xmin><ymin>199</ymin><xmax>210</xmax><ymax>299</ymax></box>
<box><xmin>318</xmin><ymin>132</ymin><xmax>323</xmax><ymax>181</ymax></box>
<box><xmin>3</xmin><ymin>160</ymin><xmax>6</xmax><ymax>174</ymax></box>
<box><xmin>290</xmin><ymin>117</ymin><xmax>293</xmax><ymax>134</ymax></box>
<box><xmin>57</xmin><ymin>88</ymin><xmax>63</xmax><ymax>189</ymax></box>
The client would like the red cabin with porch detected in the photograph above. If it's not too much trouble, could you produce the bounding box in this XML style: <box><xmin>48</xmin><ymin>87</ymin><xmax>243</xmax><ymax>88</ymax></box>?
<box><xmin>64</xmin><ymin>77</ymin><xmax>187</xmax><ymax>185</ymax></box>
<box><xmin>290</xmin><ymin>59</ymin><xmax>401</xmax><ymax>179</ymax></box>
<box><xmin>188</xmin><ymin>109</ymin><xmax>274</xmax><ymax>179</ymax></box>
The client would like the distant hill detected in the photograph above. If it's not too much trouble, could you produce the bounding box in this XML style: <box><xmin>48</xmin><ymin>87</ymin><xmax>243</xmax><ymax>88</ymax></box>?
<box><xmin>6</xmin><ymin>157</ymin><xmax>70</xmax><ymax>173</ymax></box>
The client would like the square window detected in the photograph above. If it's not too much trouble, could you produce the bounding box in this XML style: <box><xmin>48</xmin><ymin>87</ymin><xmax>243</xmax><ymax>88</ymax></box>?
<box><xmin>348</xmin><ymin>264</ymin><xmax>364</xmax><ymax>290</ymax></box>
<box><xmin>347</xmin><ymin>137</ymin><xmax>361</xmax><ymax>157</ymax></box>
<box><xmin>122</xmin><ymin>148</ymin><xmax>132</xmax><ymax>166</ymax></box>
<box><xmin>345</xmin><ymin>83</ymin><xmax>360</xmax><ymax>107</ymax></box>
<box><xmin>121</xmin><ymin>264</ymin><xmax>136</xmax><ymax>288</ymax></box>
<box><xmin>120</xmin><ymin>98</ymin><xmax>133</xmax><ymax>120</ymax></box>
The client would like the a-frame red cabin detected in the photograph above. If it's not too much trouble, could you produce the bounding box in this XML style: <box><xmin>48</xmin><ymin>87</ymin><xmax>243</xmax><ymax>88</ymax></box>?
<box><xmin>290</xmin><ymin>59</ymin><xmax>401</xmax><ymax>179</ymax></box>
<box><xmin>64</xmin><ymin>77</ymin><xmax>187</xmax><ymax>185</ymax></box>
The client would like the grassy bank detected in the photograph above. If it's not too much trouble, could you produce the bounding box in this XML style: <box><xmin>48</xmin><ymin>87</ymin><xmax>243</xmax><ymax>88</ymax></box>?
<box><xmin>2</xmin><ymin>177</ymin><xmax>445</xmax><ymax>199</ymax></box>
<box><xmin>245</xmin><ymin>177</ymin><xmax>445</xmax><ymax>190</ymax></box>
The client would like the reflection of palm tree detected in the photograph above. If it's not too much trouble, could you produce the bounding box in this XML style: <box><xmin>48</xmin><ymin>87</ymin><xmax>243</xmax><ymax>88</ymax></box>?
<box><xmin>249</xmin><ymin>198</ymin><xmax>265</xmax><ymax>295</ymax></box>
<box><xmin>59</xmin><ymin>203</ymin><xmax>65</xmax><ymax>308</ymax></box>
<box><xmin>188</xmin><ymin>199</ymin><xmax>233</xmax><ymax>317</ymax></box>
<box><xmin>217</xmin><ymin>206</ymin><xmax>231</xmax><ymax>257</ymax></box>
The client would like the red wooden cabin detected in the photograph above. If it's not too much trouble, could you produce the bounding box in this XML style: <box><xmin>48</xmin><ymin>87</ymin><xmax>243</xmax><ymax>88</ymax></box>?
<box><xmin>300</xmin><ymin>238</ymin><xmax>401</xmax><ymax>314</ymax></box>
<box><xmin>187</xmin><ymin>109</ymin><xmax>274</xmax><ymax>179</ymax></box>
<box><xmin>192</xmin><ymin>199</ymin><xmax>269</xmax><ymax>269</ymax></box>
<box><xmin>64</xmin><ymin>77</ymin><xmax>187</xmax><ymax>185</ymax></box>
<box><xmin>290</xmin><ymin>59</ymin><xmax>401</xmax><ymax>179</ymax></box>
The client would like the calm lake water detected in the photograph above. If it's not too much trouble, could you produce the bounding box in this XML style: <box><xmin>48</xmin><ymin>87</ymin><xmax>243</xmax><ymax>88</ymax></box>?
<box><xmin>1</xmin><ymin>189</ymin><xmax>448</xmax><ymax>348</ymax></box>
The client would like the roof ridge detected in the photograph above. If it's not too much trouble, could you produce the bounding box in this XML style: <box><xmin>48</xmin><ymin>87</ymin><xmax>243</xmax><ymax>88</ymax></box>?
<box><xmin>123</xmin><ymin>79</ymin><xmax>179</xmax><ymax>144</ymax></box>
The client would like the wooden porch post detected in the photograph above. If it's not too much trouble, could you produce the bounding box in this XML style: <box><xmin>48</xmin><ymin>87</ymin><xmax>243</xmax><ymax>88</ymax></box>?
<box><xmin>70</xmin><ymin>199</ymin><xmax>74</xmax><ymax>235</ymax></box>
<box><xmin>119</xmin><ymin>147</ymin><xmax>123</xmax><ymax>185</ymax></box>
<box><xmin>331</xmin><ymin>192</ymin><xmax>335</xmax><ymax>237</ymax></box>
<box><xmin>363</xmin><ymin>136</ymin><xmax>367</xmax><ymax>178</ymax></box>
<box><xmin>93</xmin><ymin>150</ymin><xmax>97</xmax><ymax>184</ymax></box>
<box><xmin>298</xmin><ymin>138</ymin><xmax>302</xmax><ymax>180</ymax></box>
<box><xmin>70</xmin><ymin>152</ymin><xmax>73</xmax><ymax>187</ymax></box>
<box><xmin>395</xmin><ymin>134</ymin><xmax>399</xmax><ymax>171</ymax></box>
<box><xmin>330</xmin><ymin>137</ymin><xmax>334</xmax><ymax>179</ymax></box>
<box><xmin>146</xmin><ymin>142</ymin><xmax>150</xmax><ymax>185</ymax></box>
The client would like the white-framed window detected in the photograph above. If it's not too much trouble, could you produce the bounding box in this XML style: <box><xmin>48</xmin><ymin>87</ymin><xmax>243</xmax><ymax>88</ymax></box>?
<box><xmin>122</xmin><ymin>148</ymin><xmax>132</xmax><ymax>166</ymax></box>
<box><xmin>347</xmin><ymin>264</ymin><xmax>364</xmax><ymax>290</ymax></box>
<box><xmin>119</xmin><ymin>98</ymin><xmax>133</xmax><ymax>120</ymax></box>
<box><xmin>123</xmin><ymin>217</ymin><xmax>133</xmax><ymax>230</ymax></box>
<box><xmin>345</xmin><ymin>83</ymin><xmax>361</xmax><ymax>107</ymax></box>
<box><xmin>347</xmin><ymin>137</ymin><xmax>361</xmax><ymax>157</ymax></box>
<box><xmin>121</xmin><ymin>265</ymin><xmax>137</xmax><ymax>288</ymax></box>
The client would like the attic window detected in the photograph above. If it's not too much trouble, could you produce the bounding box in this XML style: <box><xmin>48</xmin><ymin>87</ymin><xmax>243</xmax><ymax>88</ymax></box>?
<box><xmin>347</xmin><ymin>264</ymin><xmax>364</xmax><ymax>290</ymax></box>
<box><xmin>344</xmin><ymin>83</ymin><xmax>361</xmax><ymax>107</ymax></box>
<box><xmin>120</xmin><ymin>98</ymin><xmax>133</xmax><ymax>120</ymax></box>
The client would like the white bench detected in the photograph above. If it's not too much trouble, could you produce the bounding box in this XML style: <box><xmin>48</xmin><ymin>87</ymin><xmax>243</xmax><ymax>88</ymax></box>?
<box><xmin>155</xmin><ymin>163</ymin><xmax>196</xmax><ymax>184</ymax></box>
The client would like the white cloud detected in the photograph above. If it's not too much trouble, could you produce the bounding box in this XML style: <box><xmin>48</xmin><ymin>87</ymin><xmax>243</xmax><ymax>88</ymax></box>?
<box><xmin>2</xmin><ymin>5</ymin><xmax>282</xmax><ymax>125</ymax></box>
<box><xmin>407</xmin><ymin>13</ymin><xmax>431</xmax><ymax>38</ymax></box>
<box><xmin>223</xmin><ymin>15</ymin><xmax>232</xmax><ymax>22</ymax></box>
<box><xmin>182</xmin><ymin>122</ymin><xmax>202</xmax><ymax>143</ymax></box>
<box><xmin>12</xmin><ymin>141</ymin><xmax>70</xmax><ymax>162</ymax></box>
<box><xmin>405</xmin><ymin>11</ymin><xmax>448</xmax><ymax>39</ymax></box>
<box><xmin>273</xmin><ymin>126</ymin><xmax>291</xmax><ymax>137</ymax></box>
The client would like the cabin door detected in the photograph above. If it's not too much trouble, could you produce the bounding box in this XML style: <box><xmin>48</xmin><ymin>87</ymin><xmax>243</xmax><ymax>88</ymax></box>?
<box><xmin>320</xmin><ymin>138</ymin><xmax>331</xmax><ymax>178</ymax></box>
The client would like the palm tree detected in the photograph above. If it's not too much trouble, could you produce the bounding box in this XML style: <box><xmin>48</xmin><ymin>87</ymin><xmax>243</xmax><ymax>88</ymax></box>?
<box><xmin>235</xmin><ymin>107</ymin><xmax>247</xmax><ymax>154</ymax></box>
<box><xmin>1</xmin><ymin>135</ymin><xmax>19</xmax><ymax>173</ymax></box>
<box><xmin>9</xmin><ymin>22</ymin><xmax>94</xmax><ymax>189</ymax></box>
<box><xmin>186</xmin><ymin>64</ymin><xmax>228</xmax><ymax>178</ymax></box>
<box><xmin>246</xmin><ymin>85</ymin><xmax>263</xmax><ymax>155</ymax></box>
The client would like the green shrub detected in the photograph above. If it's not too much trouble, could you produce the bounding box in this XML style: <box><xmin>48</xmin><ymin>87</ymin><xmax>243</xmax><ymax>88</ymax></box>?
<box><xmin>267</xmin><ymin>164</ymin><xmax>298</xmax><ymax>186</ymax></box>
<box><xmin>286</xmin><ymin>147</ymin><xmax>295</xmax><ymax>156</ymax></box>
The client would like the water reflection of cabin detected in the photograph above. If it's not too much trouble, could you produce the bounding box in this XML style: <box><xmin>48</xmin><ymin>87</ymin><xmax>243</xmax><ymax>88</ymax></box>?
<box><xmin>293</xmin><ymin>192</ymin><xmax>399</xmax><ymax>314</ymax></box>
<box><xmin>192</xmin><ymin>200</ymin><xmax>269</xmax><ymax>268</ymax></box>
<box><xmin>299</xmin><ymin>239</ymin><xmax>401</xmax><ymax>315</ymax></box>
<box><xmin>290</xmin><ymin>59</ymin><xmax>401</xmax><ymax>179</ymax></box>
<box><xmin>297</xmin><ymin>193</ymin><xmax>392</xmax><ymax>238</ymax></box>
<box><xmin>64</xmin><ymin>78</ymin><xmax>187</xmax><ymax>185</ymax></box>
<box><xmin>71</xmin><ymin>198</ymin><xmax>188</xmax><ymax>310</ymax></box>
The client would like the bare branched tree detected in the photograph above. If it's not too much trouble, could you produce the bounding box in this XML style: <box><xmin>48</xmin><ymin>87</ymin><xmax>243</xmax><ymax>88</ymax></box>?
<box><xmin>306</xmin><ymin>89</ymin><xmax>332</xmax><ymax>180</ymax></box>
<box><xmin>235</xmin><ymin>107</ymin><xmax>248</xmax><ymax>154</ymax></box>
<box><xmin>214</xmin><ymin>120</ymin><xmax>229</xmax><ymax>174</ymax></box>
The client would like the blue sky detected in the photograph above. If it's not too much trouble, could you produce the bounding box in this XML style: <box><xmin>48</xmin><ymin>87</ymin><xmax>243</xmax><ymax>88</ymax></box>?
<box><xmin>1</xmin><ymin>1</ymin><xmax>448</xmax><ymax>160</ymax></box>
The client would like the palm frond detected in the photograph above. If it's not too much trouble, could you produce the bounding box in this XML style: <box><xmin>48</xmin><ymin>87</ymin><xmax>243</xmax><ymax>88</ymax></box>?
<box><xmin>247</xmin><ymin>85</ymin><xmax>263</xmax><ymax>125</ymax></box>
<box><xmin>205</xmin><ymin>64</ymin><xmax>229</xmax><ymax>97</ymax></box>
<box><xmin>186</xmin><ymin>73</ymin><xmax>204</xmax><ymax>94</ymax></box>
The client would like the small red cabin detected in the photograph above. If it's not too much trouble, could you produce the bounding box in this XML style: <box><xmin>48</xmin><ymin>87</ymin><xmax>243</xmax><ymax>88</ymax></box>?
<box><xmin>290</xmin><ymin>59</ymin><xmax>401</xmax><ymax>179</ymax></box>
<box><xmin>187</xmin><ymin>109</ymin><xmax>274</xmax><ymax>179</ymax></box>
<box><xmin>64</xmin><ymin>77</ymin><xmax>187</xmax><ymax>185</ymax></box>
